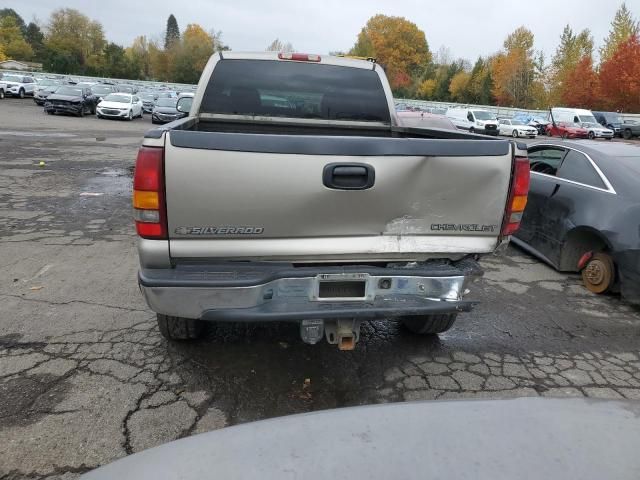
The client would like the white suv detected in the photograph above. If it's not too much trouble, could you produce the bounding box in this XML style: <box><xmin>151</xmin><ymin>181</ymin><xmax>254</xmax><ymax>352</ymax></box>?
<box><xmin>1</xmin><ymin>74</ymin><xmax>37</xmax><ymax>98</ymax></box>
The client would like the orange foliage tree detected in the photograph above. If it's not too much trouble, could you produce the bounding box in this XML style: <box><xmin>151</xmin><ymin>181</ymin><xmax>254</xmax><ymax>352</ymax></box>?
<box><xmin>599</xmin><ymin>35</ymin><xmax>640</xmax><ymax>112</ymax></box>
<box><xmin>561</xmin><ymin>55</ymin><xmax>600</xmax><ymax>108</ymax></box>
<box><xmin>350</xmin><ymin>15</ymin><xmax>431</xmax><ymax>90</ymax></box>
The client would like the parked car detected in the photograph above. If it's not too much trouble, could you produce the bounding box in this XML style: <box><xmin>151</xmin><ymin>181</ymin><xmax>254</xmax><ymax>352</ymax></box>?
<box><xmin>546</xmin><ymin>122</ymin><xmax>588</xmax><ymax>139</ymax></box>
<box><xmin>514</xmin><ymin>140</ymin><xmax>640</xmax><ymax>304</ymax></box>
<box><xmin>33</xmin><ymin>79</ymin><xmax>61</xmax><ymax>105</ymax></box>
<box><xmin>116</xmin><ymin>84</ymin><xmax>138</xmax><ymax>94</ymax></box>
<box><xmin>396</xmin><ymin>110</ymin><xmax>457</xmax><ymax>129</ymax></box>
<box><xmin>620</xmin><ymin>120</ymin><xmax>640</xmax><ymax>140</ymax></box>
<box><xmin>96</xmin><ymin>93</ymin><xmax>143</xmax><ymax>120</ymax></box>
<box><xmin>134</xmin><ymin>51</ymin><xmax>528</xmax><ymax>346</ymax></box>
<box><xmin>139</xmin><ymin>92</ymin><xmax>158</xmax><ymax>113</ymax></box>
<box><xmin>580</xmin><ymin>122</ymin><xmax>614</xmax><ymax>140</ymax></box>
<box><xmin>90</xmin><ymin>84</ymin><xmax>117</xmax><ymax>102</ymax></box>
<box><xmin>151</xmin><ymin>97</ymin><xmax>182</xmax><ymax>124</ymax></box>
<box><xmin>44</xmin><ymin>86</ymin><xmax>98</xmax><ymax>116</ymax></box>
<box><xmin>446</xmin><ymin>108</ymin><xmax>499</xmax><ymax>136</ymax></box>
<box><xmin>0</xmin><ymin>82</ymin><xmax>6</xmax><ymax>99</ymax></box>
<box><xmin>498</xmin><ymin>119</ymin><xmax>538</xmax><ymax>138</ymax></box>
<box><xmin>512</xmin><ymin>112</ymin><xmax>550</xmax><ymax>136</ymax></box>
<box><xmin>1</xmin><ymin>74</ymin><xmax>37</xmax><ymax>98</ymax></box>
<box><xmin>593</xmin><ymin>111</ymin><xmax>624</xmax><ymax>137</ymax></box>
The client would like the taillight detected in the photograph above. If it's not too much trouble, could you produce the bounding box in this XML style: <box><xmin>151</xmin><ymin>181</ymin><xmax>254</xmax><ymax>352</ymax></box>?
<box><xmin>501</xmin><ymin>156</ymin><xmax>530</xmax><ymax>236</ymax></box>
<box><xmin>278</xmin><ymin>52</ymin><xmax>321</xmax><ymax>62</ymax></box>
<box><xmin>133</xmin><ymin>146</ymin><xmax>167</xmax><ymax>239</ymax></box>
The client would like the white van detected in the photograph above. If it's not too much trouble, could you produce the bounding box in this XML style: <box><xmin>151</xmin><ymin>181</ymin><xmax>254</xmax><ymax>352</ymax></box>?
<box><xmin>446</xmin><ymin>108</ymin><xmax>499</xmax><ymax>136</ymax></box>
<box><xmin>549</xmin><ymin>108</ymin><xmax>614</xmax><ymax>139</ymax></box>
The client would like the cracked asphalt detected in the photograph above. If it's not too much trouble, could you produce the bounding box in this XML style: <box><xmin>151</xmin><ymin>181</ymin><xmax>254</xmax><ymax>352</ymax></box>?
<box><xmin>1</xmin><ymin>98</ymin><xmax>640</xmax><ymax>480</ymax></box>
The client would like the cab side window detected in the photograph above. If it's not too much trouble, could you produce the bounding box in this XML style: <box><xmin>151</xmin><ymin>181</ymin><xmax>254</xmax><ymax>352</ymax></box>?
<box><xmin>467</xmin><ymin>112</ymin><xmax>474</xmax><ymax>122</ymax></box>
<box><xmin>557</xmin><ymin>151</ymin><xmax>606</xmax><ymax>189</ymax></box>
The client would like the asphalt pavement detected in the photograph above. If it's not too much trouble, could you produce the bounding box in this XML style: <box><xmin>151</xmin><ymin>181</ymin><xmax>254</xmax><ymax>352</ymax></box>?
<box><xmin>1</xmin><ymin>98</ymin><xmax>640</xmax><ymax>479</ymax></box>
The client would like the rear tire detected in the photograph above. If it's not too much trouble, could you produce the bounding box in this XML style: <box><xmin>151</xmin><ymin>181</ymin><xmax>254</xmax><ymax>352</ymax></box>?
<box><xmin>623</xmin><ymin>129</ymin><xmax>632</xmax><ymax>140</ymax></box>
<box><xmin>0</xmin><ymin>90</ymin><xmax>4</xmax><ymax>99</ymax></box>
<box><xmin>401</xmin><ymin>314</ymin><xmax>458</xmax><ymax>335</ymax></box>
<box><xmin>157</xmin><ymin>314</ymin><xmax>204</xmax><ymax>341</ymax></box>
<box><xmin>18</xmin><ymin>88</ymin><xmax>25</xmax><ymax>99</ymax></box>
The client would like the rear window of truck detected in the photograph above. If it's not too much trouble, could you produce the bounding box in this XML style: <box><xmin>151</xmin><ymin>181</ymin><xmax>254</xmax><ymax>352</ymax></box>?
<box><xmin>200</xmin><ymin>59</ymin><xmax>391</xmax><ymax>123</ymax></box>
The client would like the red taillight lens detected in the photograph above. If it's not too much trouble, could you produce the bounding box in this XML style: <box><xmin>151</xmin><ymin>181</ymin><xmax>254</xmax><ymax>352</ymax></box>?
<box><xmin>278</xmin><ymin>52</ymin><xmax>321</xmax><ymax>62</ymax></box>
<box><xmin>133</xmin><ymin>146</ymin><xmax>167</xmax><ymax>240</ymax></box>
<box><xmin>502</xmin><ymin>156</ymin><xmax>530</xmax><ymax>236</ymax></box>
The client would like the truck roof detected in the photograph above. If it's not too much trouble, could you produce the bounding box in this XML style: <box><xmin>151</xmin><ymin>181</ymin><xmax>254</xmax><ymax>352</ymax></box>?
<box><xmin>220</xmin><ymin>51</ymin><xmax>377</xmax><ymax>70</ymax></box>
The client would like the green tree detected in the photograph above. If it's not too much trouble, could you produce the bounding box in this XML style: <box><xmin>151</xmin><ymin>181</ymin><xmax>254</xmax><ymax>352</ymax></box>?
<box><xmin>25</xmin><ymin>21</ymin><xmax>45</xmax><ymax>61</ymax></box>
<box><xmin>467</xmin><ymin>57</ymin><xmax>494</xmax><ymax>104</ymax></box>
<box><xmin>165</xmin><ymin>14</ymin><xmax>180</xmax><ymax>49</ymax></box>
<box><xmin>0</xmin><ymin>8</ymin><xmax>26</xmax><ymax>35</ymax></box>
<box><xmin>171</xmin><ymin>24</ymin><xmax>215</xmax><ymax>83</ymax></box>
<box><xmin>351</xmin><ymin>15</ymin><xmax>431</xmax><ymax>90</ymax></box>
<box><xmin>101</xmin><ymin>42</ymin><xmax>135</xmax><ymax>78</ymax></box>
<box><xmin>126</xmin><ymin>35</ymin><xmax>151</xmax><ymax>79</ymax></box>
<box><xmin>600</xmin><ymin>2</ymin><xmax>639</xmax><ymax>61</ymax></box>
<box><xmin>0</xmin><ymin>15</ymin><xmax>33</xmax><ymax>60</ymax></box>
<box><xmin>44</xmin><ymin>8</ymin><xmax>106</xmax><ymax>74</ymax></box>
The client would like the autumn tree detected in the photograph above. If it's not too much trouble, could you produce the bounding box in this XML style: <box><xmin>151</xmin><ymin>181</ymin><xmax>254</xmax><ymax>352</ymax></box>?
<box><xmin>561</xmin><ymin>56</ymin><xmax>600</xmax><ymax>108</ymax></box>
<box><xmin>0</xmin><ymin>8</ymin><xmax>26</xmax><ymax>35</ymax></box>
<box><xmin>44</xmin><ymin>9</ymin><xmax>106</xmax><ymax>74</ymax></box>
<box><xmin>266</xmin><ymin>38</ymin><xmax>294</xmax><ymax>52</ymax></box>
<box><xmin>165</xmin><ymin>14</ymin><xmax>180</xmax><ymax>49</ymax></box>
<box><xmin>171</xmin><ymin>24</ymin><xmax>216</xmax><ymax>83</ymax></box>
<box><xmin>491</xmin><ymin>27</ymin><xmax>536</xmax><ymax>107</ymax></box>
<box><xmin>0</xmin><ymin>43</ymin><xmax>6</xmax><ymax>61</ymax></box>
<box><xmin>126</xmin><ymin>35</ymin><xmax>151</xmax><ymax>79</ymax></box>
<box><xmin>350</xmin><ymin>15</ymin><xmax>431</xmax><ymax>90</ymax></box>
<box><xmin>416</xmin><ymin>78</ymin><xmax>437</xmax><ymax>99</ymax></box>
<box><xmin>467</xmin><ymin>57</ymin><xmax>493</xmax><ymax>104</ymax></box>
<box><xmin>549</xmin><ymin>25</ymin><xmax>594</xmax><ymax>103</ymax></box>
<box><xmin>600</xmin><ymin>2</ymin><xmax>639</xmax><ymax>61</ymax></box>
<box><xmin>599</xmin><ymin>35</ymin><xmax>640</xmax><ymax>112</ymax></box>
<box><xmin>0</xmin><ymin>15</ymin><xmax>33</xmax><ymax>60</ymax></box>
<box><xmin>449</xmin><ymin>71</ymin><xmax>471</xmax><ymax>102</ymax></box>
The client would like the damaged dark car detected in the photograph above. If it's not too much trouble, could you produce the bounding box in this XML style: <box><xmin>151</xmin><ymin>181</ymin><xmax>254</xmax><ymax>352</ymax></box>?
<box><xmin>513</xmin><ymin>140</ymin><xmax>640</xmax><ymax>305</ymax></box>
<box><xmin>44</xmin><ymin>86</ymin><xmax>98</xmax><ymax>117</ymax></box>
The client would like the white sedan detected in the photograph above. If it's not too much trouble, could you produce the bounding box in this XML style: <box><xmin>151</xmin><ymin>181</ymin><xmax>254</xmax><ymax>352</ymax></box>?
<box><xmin>96</xmin><ymin>93</ymin><xmax>144</xmax><ymax>120</ymax></box>
<box><xmin>498</xmin><ymin>119</ymin><xmax>538</xmax><ymax>138</ymax></box>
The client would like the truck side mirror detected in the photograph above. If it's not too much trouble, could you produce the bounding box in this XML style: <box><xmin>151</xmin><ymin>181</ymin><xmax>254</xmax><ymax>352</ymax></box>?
<box><xmin>176</xmin><ymin>97</ymin><xmax>192</xmax><ymax>115</ymax></box>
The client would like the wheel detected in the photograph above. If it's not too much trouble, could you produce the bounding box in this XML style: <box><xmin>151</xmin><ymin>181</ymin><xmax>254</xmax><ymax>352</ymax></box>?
<box><xmin>157</xmin><ymin>314</ymin><xmax>204</xmax><ymax>341</ymax></box>
<box><xmin>91</xmin><ymin>106</ymin><xmax>96</xmax><ymax>115</ymax></box>
<box><xmin>623</xmin><ymin>129</ymin><xmax>632</xmax><ymax>140</ymax></box>
<box><xmin>18</xmin><ymin>88</ymin><xmax>25</xmax><ymax>99</ymax></box>
<box><xmin>128</xmin><ymin>110</ymin><xmax>133</xmax><ymax>121</ymax></box>
<box><xmin>401</xmin><ymin>314</ymin><xmax>458</xmax><ymax>335</ymax></box>
<box><xmin>97</xmin><ymin>114</ymin><xmax>103</xmax><ymax>119</ymax></box>
<box><xmin>0</xmin><ymin>90</ymin><xmax>4</xmax><ymax>99</ymax></box>
<box><xmin>588</xmin><ymin>132</ymin><xmax>595</xmax><ymax>139</ymax></box>
<box><xmin>562</xmin><ymin>133</ymin><xmax>568</xmax><ymax>139</ymax></box>
<box><xmin>606</xmin><ymin>137</ymin><xmax>612</xmax><ymax>141</ymax></box>
<box><xmin>469</xmin><ymin>127</ymin><xmax>475</xmax><ymax>134</ymax></box>
<box><xmin>581</xmin><ymin>252</ymin><xmax>615</xmax><ymax>294</ymax></box>
<box><xmin>46</xmin><ymin>110</ymin><xmax>53</xmax><ymax>115</ymax></box>
<box><xmin>78</xmin><ymin>106</ymin><xmax>85</xmax><ymax>117</ymax></box>
<box><xmin>512</xmin><ymin>130</ymin><xmax>519</xmax><ymax>138</ymax></box>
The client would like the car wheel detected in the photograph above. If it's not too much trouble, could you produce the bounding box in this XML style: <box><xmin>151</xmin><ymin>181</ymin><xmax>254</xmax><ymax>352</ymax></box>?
<box><xmin>18</xmin><ymin>88</ymin><xmax>25</xmax><ymax>99</ymax></box>
<box><xmin>512</xmin><ymin>130</ymin><xmax>519</xmax><ymax>138</ymax></box>
<box><xmin>623</xmin><ymin>129</ymin><xmax>632</xmax><ymax>140</ymax></box>
<box><xmin>157</xmin><ymin>314</ymin><xmax>204</xmax><ymax>341</ymax></box>
<box><xmin>0</xmin><ymin>90</ymin><xmax>4</xmax><ymax>99</ymax></box>
<box><xmin>588</xmin><ymin>132</ymin><xmax>595</xmax><ymax>139</ymax></box>
<box><xmin>400</xmin><ymin>314</ymin><xmax>458</xmax><ymax>335</ymax></box>
<box><xmin>581</xmin><ymin>252</ymin><xmax>615</xmax><ymax>294</ymax></box>
<box><xmin>562</xmin><ymin>133</ymin><xmax>568</xmax><ymax>139</ymax></box>
<box><xmin>46</xmin><ymin>110</ymin><xmax>53</xmax><ymax>115</ymax></box>
<box><xmin>606</xmin><ymin>137</ymin><xmax>612</xmax><ymax>141</ymax></box>
<box><xmin>469</xmin><ymin>127</ymin><xmax>475</xmax><ymax>134</ymax></box>
<box><xmin>128</xmin><ymin>110</ymin><xmax>133</xmax><ymax>121</ymax></box>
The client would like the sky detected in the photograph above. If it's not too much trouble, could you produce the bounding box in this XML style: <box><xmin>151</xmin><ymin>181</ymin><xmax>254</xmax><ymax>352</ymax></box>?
<box><xmin>5</xmin><ymin>0</ymin><xmax>640</xmax><ymax>61</ymax></box>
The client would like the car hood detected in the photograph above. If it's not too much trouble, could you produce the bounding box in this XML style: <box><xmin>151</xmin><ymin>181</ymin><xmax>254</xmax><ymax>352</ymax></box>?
<box><xmin>47</xmin><ymin>94</ymin><xmax>82</xmax><ymax>102</ymax></box>
<box><xmin>79</xmin><ymin>398</ymin><xmax>640</xmax><ymax>480</ymax></box>
<box><xmin>98</xmin><ymin>101</ymin><xmax>129</xmax><ymax>109</ymax></box>
<box><xmin>153</xmin><ymin>107</ymin><xmax>179</xmax><ymax>114</ymax></box>
<box><xmin>3</xmin><ymin>81</ymin><xmax>24</xmax><ymax>87</ymax></box>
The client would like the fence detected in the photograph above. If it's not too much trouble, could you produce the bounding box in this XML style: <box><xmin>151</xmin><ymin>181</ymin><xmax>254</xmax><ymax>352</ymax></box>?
<box><xmin>394</xmin><ymin>98</ymin><xmax>640</xmax><ymax>123</ymax></box>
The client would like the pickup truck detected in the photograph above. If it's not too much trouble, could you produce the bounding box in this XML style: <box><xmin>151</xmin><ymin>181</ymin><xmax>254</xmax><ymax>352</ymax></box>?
<box><xmin>134</xmin><ymin>52</ymin><xmax>529</xmax><ymax>350</ymax></box>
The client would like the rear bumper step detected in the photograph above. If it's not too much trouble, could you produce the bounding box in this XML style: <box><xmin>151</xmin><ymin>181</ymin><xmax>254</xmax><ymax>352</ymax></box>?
<box><xmin>139</xmin><ymin>260</ymin><xmax>482</xmax><ymax>322</ymax></box>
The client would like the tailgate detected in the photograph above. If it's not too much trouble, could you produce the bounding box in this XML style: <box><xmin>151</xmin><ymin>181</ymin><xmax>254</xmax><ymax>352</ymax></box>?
<box><xmin>164</xmin><ymin>131</ymin><xmax>513</xmax><ymax>262</ymax></box>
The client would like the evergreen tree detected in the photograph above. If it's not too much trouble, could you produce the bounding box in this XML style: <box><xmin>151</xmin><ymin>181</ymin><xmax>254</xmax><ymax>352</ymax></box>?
<box><xmin>600</xmin><ymin>3</ymin><xmax>639</xmax><ymax>61</ymax></box>
<box><xmin>165</xmin><ymin>14</ymin><xmax>180</xmax><ymax>49</ymax></box>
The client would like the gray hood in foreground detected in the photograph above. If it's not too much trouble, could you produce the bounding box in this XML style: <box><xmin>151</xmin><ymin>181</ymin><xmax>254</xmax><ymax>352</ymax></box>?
<box><xmin>80</xmin><ymin>397</ymin><xmax>640</xmax><ymax>480</ymax></box>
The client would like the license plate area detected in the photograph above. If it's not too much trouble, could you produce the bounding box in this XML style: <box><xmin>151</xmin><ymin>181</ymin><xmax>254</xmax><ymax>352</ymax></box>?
<box><xmin>313</xmin><ymin>273</ymin><xmax>370</xmax><ymax>301</ymax></box>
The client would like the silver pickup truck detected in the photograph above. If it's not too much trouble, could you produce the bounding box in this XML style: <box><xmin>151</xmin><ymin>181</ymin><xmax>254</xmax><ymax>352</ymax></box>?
<box><xmin>133</xmin><ymin>52</ymin><xmax>529</xmax><ymax>350</ymax></box>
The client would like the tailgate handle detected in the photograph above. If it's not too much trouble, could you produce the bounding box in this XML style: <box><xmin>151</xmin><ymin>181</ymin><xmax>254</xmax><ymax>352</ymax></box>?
<box><xmin>323</xmin><ymin>163</ymin><xmax>375</xmax><ymax>190</ymax></box>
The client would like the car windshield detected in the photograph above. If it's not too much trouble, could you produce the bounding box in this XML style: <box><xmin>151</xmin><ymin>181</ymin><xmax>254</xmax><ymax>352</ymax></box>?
<box><xmin>3</xmin><ymin>75</ymin><xmax>22</xmax><ymax>82</ymax></box>
<box><xmin>582</xmin><ymin>122</ymin><xmax>599</xmax><ymax>128</ymax></box>
<box><xmin>55</xmin><ymin>86</ymin><xmax>83</xmax><ymax>96</ymax></box>
<box><xmin>38</xmin><ymin>79</ymin><xmax>58</xmax><ymax>87</ymax></box>
<box><xmin>512</xmin><ymin>120</ymin><xmax>526</xmax><ymax>125</ymax></box>
<box><xmin>140</xmin><ymin>93</ymin><xmax>156</xmax><ymax>100</ymax></box>
<box><xmin>604</xmin><ymin>113</ymin><xmax>623</xmax><ymax>123</ymax></box>
<box><xmin>578</xmin><ymin>115</ymin><xmax>598</xmax><ymax>124</ymax></box>
<box><xmin>473</xmin><ymin>110</ymin><xmax>496</xmax><ymax>120</ymax></box>
<box><xmin>156</xmin><ymin>98</ymin><xmax>177</xmax><ymax>107</ymax></box>
<box><xmin>103</xmin><ymin>94</ymin><xmax>131</xmax><ymax>103</ymax></box>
